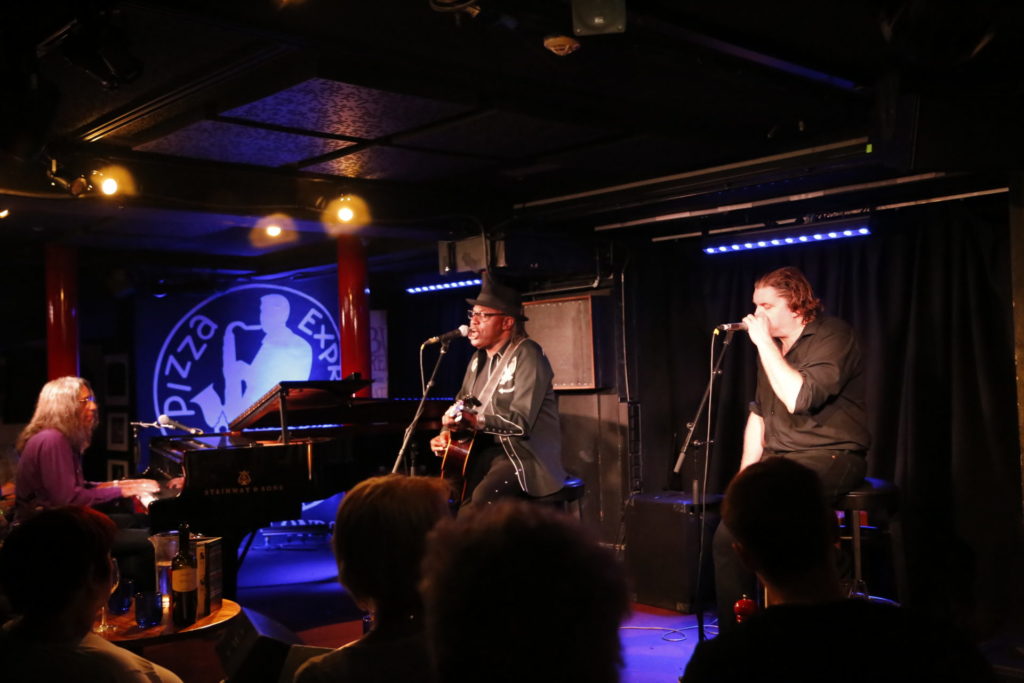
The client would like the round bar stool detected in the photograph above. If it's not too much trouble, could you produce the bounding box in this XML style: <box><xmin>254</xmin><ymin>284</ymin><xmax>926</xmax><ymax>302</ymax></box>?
<box><xmin>834</xmin><ymin>477</ymin><xmax>902</xmax><ymax>603</ymax></box>
<box><xmin>532</xmin><ymin>476</ymin><xmax>585</xmax><ymax>520</ymax></box>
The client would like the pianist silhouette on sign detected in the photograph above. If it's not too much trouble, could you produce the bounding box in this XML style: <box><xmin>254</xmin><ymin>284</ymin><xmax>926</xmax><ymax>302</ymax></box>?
<box><xmin>193</xmin><ymin>294</ymin><xmax>314</xmax><ymax>429</ymax></box>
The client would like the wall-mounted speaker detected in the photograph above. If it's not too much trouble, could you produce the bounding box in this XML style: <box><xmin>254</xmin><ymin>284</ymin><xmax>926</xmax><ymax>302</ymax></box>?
<box><xmin>524</xmin><ymin>294</ymin><xmax>611</xmax><ymax>390</ymax></box>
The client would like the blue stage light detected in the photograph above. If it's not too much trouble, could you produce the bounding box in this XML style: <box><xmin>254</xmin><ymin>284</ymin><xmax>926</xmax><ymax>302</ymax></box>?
<box><xmin>704</xmin><ymin>225</ymin><xmax>870</xmax><ymax>255</ymax></box>
<box><xmin>406</xmin><ymin>278</ymin><xmax>482</xmax><ymax>295</ymax></box>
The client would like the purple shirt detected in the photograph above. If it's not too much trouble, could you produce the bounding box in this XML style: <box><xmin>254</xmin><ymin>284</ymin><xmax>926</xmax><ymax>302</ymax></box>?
<box><xmin>14</xmin><ymin>428</ymin><xmax>122</xmax><ymax>521</ymax></box>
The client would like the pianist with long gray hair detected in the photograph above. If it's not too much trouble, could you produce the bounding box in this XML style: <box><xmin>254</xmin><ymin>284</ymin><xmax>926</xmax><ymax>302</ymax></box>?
<box><xmin>13</xmin><ymin>376</ymin><xmax>161</xmax><ymax>590</ymax></box>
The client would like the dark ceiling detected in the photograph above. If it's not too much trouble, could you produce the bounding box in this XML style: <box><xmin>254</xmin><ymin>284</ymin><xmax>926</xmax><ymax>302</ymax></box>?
<box><xmin>1</xmin><ymin>0</ymin><xmax>1022</xmax><ymax>272</ymax></box>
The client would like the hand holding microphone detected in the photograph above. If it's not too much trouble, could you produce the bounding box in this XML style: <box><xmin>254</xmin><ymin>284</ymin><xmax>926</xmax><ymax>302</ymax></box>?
<box><xmin>717</xmin><ymin>315</ymin><xmax>770</xmax><ymax>345</ymax></box>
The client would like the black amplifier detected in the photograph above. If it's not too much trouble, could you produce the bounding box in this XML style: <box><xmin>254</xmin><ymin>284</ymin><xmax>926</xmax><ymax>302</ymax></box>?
<box><xmin>624</xmin><ymin>492</ymin><xmax>721</xmax><ymax>613</ymax></box>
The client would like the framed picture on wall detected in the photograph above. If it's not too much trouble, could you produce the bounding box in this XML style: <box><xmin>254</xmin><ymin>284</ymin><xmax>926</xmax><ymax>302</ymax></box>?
<box><xmin>106</xmin><ymin>459</ymin><xmax>129</xmax><ymax>481</ymax></box>
<box><xmin>105</xmin><ymin>354</ymin><xmax>130</xmax><ymax>406</ymax></box>
<box><xmin>107</xmin><ymin>413</ymin><xmax>129</xmax><ymax>452</ymax></box>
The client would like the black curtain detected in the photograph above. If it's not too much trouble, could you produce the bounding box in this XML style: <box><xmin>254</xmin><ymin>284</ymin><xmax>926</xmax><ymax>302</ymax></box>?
<box><xmin>629</xmin><ymin>197</ymin><xmax>1024</xmax><ymax>635</ymax></box>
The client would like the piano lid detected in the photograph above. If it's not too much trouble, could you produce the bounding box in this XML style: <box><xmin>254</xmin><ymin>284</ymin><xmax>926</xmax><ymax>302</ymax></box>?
<box><xmin>229</xmin><ymin>379</ymin><xmax>373</xmax><ymax>432</ymax></box>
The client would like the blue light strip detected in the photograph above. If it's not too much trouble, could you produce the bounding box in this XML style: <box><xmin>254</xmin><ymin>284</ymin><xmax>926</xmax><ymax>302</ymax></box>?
<box><xmin>406</xmin><ymin>278</ymin><xmax>481</xmax><ymax>294</ymax></box>
<box><xmin>703</xmin><ymin>227</ymin><xmax>870</xmax><ymax>255</ymax></box>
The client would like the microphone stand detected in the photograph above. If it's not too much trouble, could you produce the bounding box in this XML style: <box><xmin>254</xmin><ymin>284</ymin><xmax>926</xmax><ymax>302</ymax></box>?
<box><xmin>671</xmin><ymin>329</ymin><xmax>736</xmax><ymax>642</ymax></box>
<box><xmin>392</xmin><ymin>339</ymin><xmax>453</xmax><ymax>475</ymax></box>
<box><xmin>128</xmin><ymin>420</ymin><xmax>160</xmax><ymax>475</ymax></box>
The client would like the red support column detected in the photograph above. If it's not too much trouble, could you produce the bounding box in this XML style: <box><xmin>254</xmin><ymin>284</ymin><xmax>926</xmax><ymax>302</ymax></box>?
<box><xmin>45</xmin><ymin>243</ymin><xmax>80</xmax><ymax>379</ymax></box>
<box><xmin>337</xmin><ymin>235</ymin><xmax>371</xmax><ymax>396</ymax></box>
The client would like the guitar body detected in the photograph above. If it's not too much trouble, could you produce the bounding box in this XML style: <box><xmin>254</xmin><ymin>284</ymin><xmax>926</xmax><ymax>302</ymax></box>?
<box><xmin>440</xmin><ymin>430</ymin><xmax>475</xmax><ymax>504</ymax></box>
<box><xmin>438</xmin><ymin>396</ymin><xmax>481</xmax><ymax>504</ymax></box>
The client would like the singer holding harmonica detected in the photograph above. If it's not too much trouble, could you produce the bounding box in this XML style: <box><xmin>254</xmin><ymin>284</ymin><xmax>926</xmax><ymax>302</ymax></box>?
<box><xmin>712</xmin><ymin>266</ymin><xmax>871</xmax><ymax>633</ymax></box>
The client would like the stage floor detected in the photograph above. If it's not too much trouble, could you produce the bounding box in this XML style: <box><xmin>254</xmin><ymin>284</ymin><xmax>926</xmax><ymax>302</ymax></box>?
<box><xmin>236</xmin><ymin>538</ymin><xmax>710</xmax><ymax>682</ymax></box>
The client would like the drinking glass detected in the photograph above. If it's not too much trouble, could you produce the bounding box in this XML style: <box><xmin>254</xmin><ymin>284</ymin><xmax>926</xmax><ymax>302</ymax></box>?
<box><xmin>94</xmin><ymin>557</ymin><xmax>120</xmax><ymax>633</ymax></box>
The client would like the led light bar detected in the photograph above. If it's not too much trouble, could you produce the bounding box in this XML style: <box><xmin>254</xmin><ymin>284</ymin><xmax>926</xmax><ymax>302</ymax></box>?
<box><xmin>406</xmin><ymin>278</ymin><xmax>481</xmax><ymax>294</ymax></box>
<box><xmin>703</xmin><ymin>226</ymin><xmax>870</xmax><ymax>255</ymax></box>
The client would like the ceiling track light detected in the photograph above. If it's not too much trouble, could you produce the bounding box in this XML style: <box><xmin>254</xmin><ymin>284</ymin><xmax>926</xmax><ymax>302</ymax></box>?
<box><xmin>251</xmin><ymin>213</ymin><xmax>298</xmax><ymax>249</ymax></box>
<box><xmin>320</xmin><ymin>193</ymin><xmax>371</xmax><ymax>233</ymax></box>
<box><xmin>46</xmin><ymin>159</ymin><xmax>130</xmax><ymax>198</ymax></box>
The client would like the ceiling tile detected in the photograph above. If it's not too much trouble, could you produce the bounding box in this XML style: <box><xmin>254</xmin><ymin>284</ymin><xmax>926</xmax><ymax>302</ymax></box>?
<box><xmin>134</xmin><ymin>120</ymin><xmax>353</xmax><ymax>166</ymax></box>
<box><xmin>223</xmin><ymin>78</ymin><xmax>472</xmax><ymax>139</ymax></box>
<box><xmin>303</xmin><ymin>146</ymin><xmax>487</xmax><ymax>181</ymax></box>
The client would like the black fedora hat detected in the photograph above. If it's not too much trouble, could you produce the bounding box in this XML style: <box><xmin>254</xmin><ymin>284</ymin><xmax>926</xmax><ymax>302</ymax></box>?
<box><xmin>466</xmin><ymin>272</ymin><xmax>528</xmax><ymax>321</ymax></box>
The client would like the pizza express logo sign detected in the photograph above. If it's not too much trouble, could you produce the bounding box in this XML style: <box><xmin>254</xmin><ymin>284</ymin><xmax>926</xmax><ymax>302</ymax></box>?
<box><xmin>153</xmin><ymin>284</ymin><xmax>340</xmax><ymax>432</ymax></box>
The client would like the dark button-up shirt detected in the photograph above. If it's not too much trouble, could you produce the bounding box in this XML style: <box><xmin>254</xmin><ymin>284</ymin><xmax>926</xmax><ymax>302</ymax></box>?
<box><xmin>751</xmin><ymin>316</ymin><xmax>871</xmax><ymax>453</ymax></box>
<box><xmin>458</xmin><ymin>338</ymin><xmax>565</xmax><ymax>496</ymax></box>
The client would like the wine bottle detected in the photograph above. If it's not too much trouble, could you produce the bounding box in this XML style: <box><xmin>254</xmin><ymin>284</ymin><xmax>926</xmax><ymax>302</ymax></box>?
<box><xmin>171</xmin><ymin>522</ymin><xmax>198</xmax><ymax>627</ymax></box>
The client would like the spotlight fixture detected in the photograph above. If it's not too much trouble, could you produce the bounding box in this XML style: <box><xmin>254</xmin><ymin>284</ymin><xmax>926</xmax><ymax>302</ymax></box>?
<box><xmin>46</xmin><ymin>160</ymin><xmax>134</xmax><ymax>198</ymax></box>
<box><xmin>95</xmin><ymin>165</ymin><xmax>135</xmax><ymax>196</ymax></box>
<box><xmin>251</xmin><ymin>213</ymin><xmax>298</xmax><ymax>248</ymax></box>
<box><xmin>702</xmin><ymin>220</ymin><xmax>871</xmax><ymax>255</ymax></box>
<box><xmin>0</xmin><ymin>209</ymin><xmax>10</xmax><ymax>219</ymax></box>
<box><xmin>320</xmin><ymin>194</ymin><xmax>371</xmax><ymax>234</ymax></box>
<box><xmin>406</xmin><ymin>278</ymin><xmax>482</xmax><ymax>294</ymax></box>
<box><xmin>46</xmin><ymin>159</ymin><xmax>94</xmax><ymax>198</ymax></box>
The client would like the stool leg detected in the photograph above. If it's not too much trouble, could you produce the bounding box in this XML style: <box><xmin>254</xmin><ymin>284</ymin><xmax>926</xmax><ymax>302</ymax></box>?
<box><xmin>850</xmin><ymin>512</ymin><xmax>867</xmax><ymax>598</ymax></box>
<box><xmin>852</xmin><ymin>518</ymin><xmax>862</xmax><ymax>582</ymax></box>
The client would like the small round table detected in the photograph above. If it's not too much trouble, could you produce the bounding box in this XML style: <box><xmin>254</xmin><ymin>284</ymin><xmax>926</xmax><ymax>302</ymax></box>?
<box><xmin>98</xmin><ymin>598</ymin><xmax>241</xmax><ymax>650</ymax></box>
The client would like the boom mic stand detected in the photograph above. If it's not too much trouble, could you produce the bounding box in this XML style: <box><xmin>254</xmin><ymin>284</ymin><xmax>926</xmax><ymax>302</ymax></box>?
<box><xmin>392</xmin><ymin>338</ymin><xmax>453</xmax><ymax>475</ymax></box>
<box><xmin>672</xmin><ymin>328</ymin><xmax>736</xmax><ymax>642</ymax></box>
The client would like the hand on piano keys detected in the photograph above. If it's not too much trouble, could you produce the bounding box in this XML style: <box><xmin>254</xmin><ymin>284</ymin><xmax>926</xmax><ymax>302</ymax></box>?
<box><xmin>112</xmin><ymin>478</ymin><xmax>159</xmax><ymax>510</ymax></box>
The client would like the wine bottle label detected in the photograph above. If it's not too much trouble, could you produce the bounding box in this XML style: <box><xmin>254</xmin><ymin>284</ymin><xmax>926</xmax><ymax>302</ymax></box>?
<box><xmin>172</xmin><ymin>568</ymin><xmax>197</xmax><ymax>591</ymax></box>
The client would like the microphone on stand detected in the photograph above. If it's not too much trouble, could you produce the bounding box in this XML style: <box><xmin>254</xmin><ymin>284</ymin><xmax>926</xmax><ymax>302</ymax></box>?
<box><xmin>717</xmin><ymin>322</ymin><xmax>748</xmax><ymax>331</ymax></box>
<box><xmin>423</xmin><ymin>324</ymin><xmax>470</xmax><ymax>345</ymax></box>
<box><xmin>157</xmin><ymin>414</ymin><xmax>204</xmax><ymax>435</ymax></box>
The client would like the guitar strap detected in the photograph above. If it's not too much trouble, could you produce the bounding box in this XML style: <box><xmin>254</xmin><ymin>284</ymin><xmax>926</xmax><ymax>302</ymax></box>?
<box><xmin>474</xmin><ymin>338</ymin><xmax>525</xmax><ymax>417</ymax></box>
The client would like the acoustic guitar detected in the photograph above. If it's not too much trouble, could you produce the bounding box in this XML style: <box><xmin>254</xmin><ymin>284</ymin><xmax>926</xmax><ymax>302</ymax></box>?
<box><xmin>439</xmin><ymin>397</ymin><xmax>481</xmax><ymax>503</ymax></box>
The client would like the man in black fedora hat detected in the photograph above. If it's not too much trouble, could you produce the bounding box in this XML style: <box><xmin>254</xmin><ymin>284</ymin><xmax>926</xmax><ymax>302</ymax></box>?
<box><xmin>430</xmin><ymin>272</ymin><xmax>566</xmax><ymax>509</ymax></box>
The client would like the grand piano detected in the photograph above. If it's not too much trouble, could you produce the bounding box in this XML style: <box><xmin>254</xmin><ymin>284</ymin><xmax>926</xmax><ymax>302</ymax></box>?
<box><xmin>147</xmin><ymin>379</ymin><xmax>447</xmax><ymax>598</ymax></box>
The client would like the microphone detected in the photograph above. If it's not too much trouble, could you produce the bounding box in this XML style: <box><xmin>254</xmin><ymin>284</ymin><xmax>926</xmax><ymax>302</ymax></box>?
<box><xmin>424</xmin><ymin>324</ymin><xmax>469</xmax><ymax>345</ymax></box>
<box><xmin>717</xmin><ymin>322</ymin><xmax>748</xmax><ymax>331</ymax></box>
<box><xmin>157</xmin><ymin>414</ymin><xmax>204</xmax><ymax>435</ymax></box>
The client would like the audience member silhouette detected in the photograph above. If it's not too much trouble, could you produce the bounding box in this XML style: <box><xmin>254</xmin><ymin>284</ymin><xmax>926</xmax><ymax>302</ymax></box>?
<box><xmin>0</xmin><ymin>505</ymin><xmax>182</xmax><ymax>683</ymax></box>
<box><xmin>420</xmin><ymin>501</ymin><xmax>630</xmax><ymax>683</ymax></box>
<box><xmin>294</xmin><ymin>474</ymin><xmax>452</xmax><ymax>683</ymax></box>
<box><xmin>682</xmin><ymin>458</ymin><xmax>994</xmax><ymax>683</ymax></box>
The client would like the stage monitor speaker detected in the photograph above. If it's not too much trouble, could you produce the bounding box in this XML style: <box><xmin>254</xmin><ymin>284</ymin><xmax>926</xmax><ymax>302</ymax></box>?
<box><xmin>624</xmin><ymin>492</ymin><xmax>720</xmax><ymax>613</ymax></box>
<box><xmin>572</xmin><ymin>0</ymin><xmax>626</xmax><ymax>35</ymax></box>
<box><xmin>217</xmin><ymin>608</ymin><xmax>300</xmax><ymax>683</ymax></box>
